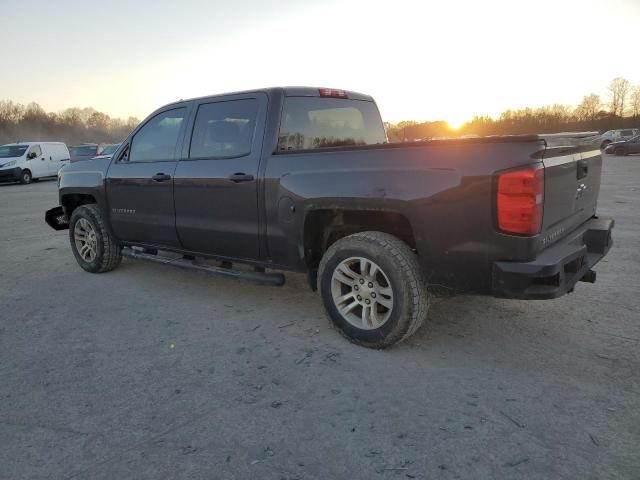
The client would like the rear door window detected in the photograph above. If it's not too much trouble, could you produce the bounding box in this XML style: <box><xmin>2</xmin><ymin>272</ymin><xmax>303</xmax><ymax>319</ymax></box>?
<box><xmin>277</xmin><ymin>98</ymin><xmax>386</xmax><ymax>151</ymax></box>
<box><xmin>189</xmin><ymin>99</ymin><xmax>258</xmax><ymax>159</ymax></box>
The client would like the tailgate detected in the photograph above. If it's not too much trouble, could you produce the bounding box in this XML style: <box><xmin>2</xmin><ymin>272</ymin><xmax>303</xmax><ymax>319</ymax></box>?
<box><xmin>539</xmin><ymin>134</ymin><xmax>602</xmax><ymax>250</ymax></box>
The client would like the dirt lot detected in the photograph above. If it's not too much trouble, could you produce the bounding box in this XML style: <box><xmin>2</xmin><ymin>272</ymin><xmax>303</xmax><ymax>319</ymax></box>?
<box><xmin>0</xmin><ymin>155</ymin><xmax>638</xmax><ymax>480</ymax></box>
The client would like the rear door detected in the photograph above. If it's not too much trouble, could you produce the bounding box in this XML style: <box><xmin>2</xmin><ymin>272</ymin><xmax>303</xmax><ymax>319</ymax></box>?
<box><xmin>173</xmin><ymin>93</ymin><xmax>267</xmax><ymax>259</ymax></box>
<box><xmin>106</xmin><ymin>106</ymin><xmax>189</xmax><ymax>247</ymax></box>
<box><xmin>57</xmin><ymin>144</ymin><xmax>71</xmax><ymax>171</ymax></box>
<box><xmin>43</xmin><ymin>144</ymin><xmax>62</xmax><ymax>176</ymax></box>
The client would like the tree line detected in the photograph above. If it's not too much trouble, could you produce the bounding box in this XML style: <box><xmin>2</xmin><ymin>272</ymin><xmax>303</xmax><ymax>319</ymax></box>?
<box><xmin>2</xmin><ymin>77</ymin><xmax>639</xmax><ymax>146</ymax></box>
<box><xmin>0</xmin><ymin>101</ymin><xmax>140</xmax><ymax>146</ymax></box>
<box><xmin>386</xmin><ymin>77</ymin><xmax>640</xmax><ymax>141</ymax></box>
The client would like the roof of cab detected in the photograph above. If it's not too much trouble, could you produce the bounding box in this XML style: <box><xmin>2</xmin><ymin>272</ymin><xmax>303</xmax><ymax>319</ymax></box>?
<box><xmin>281</xmin><ymin>87</ymin><xmax>373</xmax><ymax>101</ymax></box>
<box><xmin>163</xmin><ymin>86</ymin><xmax>374</xmax><ymax>109</ymax></box>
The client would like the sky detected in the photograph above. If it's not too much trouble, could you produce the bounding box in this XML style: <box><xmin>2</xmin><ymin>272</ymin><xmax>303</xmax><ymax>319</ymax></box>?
<box><xmin>2</xmin><ymin>0</ymin><xmax>640</xmax><ymax>125</ymax></box>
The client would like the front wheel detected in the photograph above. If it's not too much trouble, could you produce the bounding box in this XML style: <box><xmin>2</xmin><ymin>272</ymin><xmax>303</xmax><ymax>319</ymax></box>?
<box><xmin>69</xmin><ymin>204</ymin><xmax>122</xmax><ymax>273</ymax></box>
<box><xmin>19</xmin><ymin>169</ymin><xmax>32</xmax><ymax>184</ymax></box>
<box><xmin>318</xmin><ymin>231</ymin><xmax>429</xmax><ymax>348</ymax></box>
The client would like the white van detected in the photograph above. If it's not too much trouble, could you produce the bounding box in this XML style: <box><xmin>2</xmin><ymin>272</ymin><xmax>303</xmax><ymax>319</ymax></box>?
<box><xmin>0</xmin><ymin>142</ymin><xmax>70</xmax><ymax>184</ymax></box>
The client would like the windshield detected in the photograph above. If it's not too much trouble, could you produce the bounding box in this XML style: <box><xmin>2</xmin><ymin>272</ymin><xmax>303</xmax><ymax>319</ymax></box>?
<box><xmin>0</xmin><ymin>145</ymin><xmax>28</xmax><ymax>158</ymax></box>
<box><xmin>70</xmin><ymin>146</ymin><xmax>97</xmax><ymax>156</ymax></box>
<box><xmin>100</xmin><ymin>144</ymin><xmax>120</xmax><ymax>156</ymax></box>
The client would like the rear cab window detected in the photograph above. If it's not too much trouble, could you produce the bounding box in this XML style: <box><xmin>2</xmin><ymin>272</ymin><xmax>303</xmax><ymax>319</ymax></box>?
<box><xmin>70</xmin><ymin>146</ymin><xmax>98</xmax><ymax>156</ymax></box>
<box><xmin>277</xmin><ymin>97</ymin><xmax>386</xmax><ymax>151</ymax></box>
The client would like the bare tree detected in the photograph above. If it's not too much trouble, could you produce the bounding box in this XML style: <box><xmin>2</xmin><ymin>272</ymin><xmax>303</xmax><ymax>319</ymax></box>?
<box><xmin>630</xmin><ymin>86</ymin><xmax>640</xmax><ymax>119</ymax></box>
<box><xmin>575</xmin><ymin>94</ymin><xmax>601</xmax><ymax>121</ymax></box>
<box><xmin>0</xmin><ymin>101</ymin><xmax>139</xmax><ymax>145</ymax></box>
<box><xmin>608</xmin><ymin>77</ymin><xmax>631</xmax><ymax>117</ymax></box>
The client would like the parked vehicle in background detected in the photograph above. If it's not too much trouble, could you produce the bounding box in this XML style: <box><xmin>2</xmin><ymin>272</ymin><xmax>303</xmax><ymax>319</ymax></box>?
<box><xmin>45</xmin><ymin>87</ymin><xmax>613</xmax><ymax>348</ymax></box>
<box><xmin>70</xmin><ymin>144</ymin><xmax>99</xmax><ymax>163</ymax></box>
<box><xmin>0</xmin><ymin>142</ymin><xmax>70</xmax><ymax>184</ymax></box>
<box><xmin>599</xmin><ymin>129</ymin><xmax>639</xmax><ymax>150</ymax></box>
<box><xmin>604</xmin><ymin>134</ymin><xmax>640</xmax><ymax>156</ymax></box>
<box><xmin>92</xmin><ymin>144</ymin><xmax>121</xmax><ymax>160</ymax></box>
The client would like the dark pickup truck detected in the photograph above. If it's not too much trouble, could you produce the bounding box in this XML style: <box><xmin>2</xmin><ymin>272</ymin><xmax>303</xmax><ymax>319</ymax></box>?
<box><xmin>46</xmin><ymin>87</ymin><xmax>613</xmax><ymax>348</ymax></box>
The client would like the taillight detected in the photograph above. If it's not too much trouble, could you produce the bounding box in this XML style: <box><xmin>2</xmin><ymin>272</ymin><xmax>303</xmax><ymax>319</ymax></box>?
<box><xmin>319</xmin><ymin>88</ymin><xmax>348</xmax><ymax>98</ymax></box>
<box><xmin>497</xmin><ymin>165</ymin><xmax>544</xmax><ymax>235</ymax></box>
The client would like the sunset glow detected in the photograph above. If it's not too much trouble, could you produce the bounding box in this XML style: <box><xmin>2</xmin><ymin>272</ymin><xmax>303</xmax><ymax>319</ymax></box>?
<box><xmin>447</xmin><ymin>119</ymin><xmax>465</xmax><ymax>131</ymax></box>
<box><xmin>2</xmin><ymin>0</ymin><xmax>639</xmax><ymax>125</ymax></box>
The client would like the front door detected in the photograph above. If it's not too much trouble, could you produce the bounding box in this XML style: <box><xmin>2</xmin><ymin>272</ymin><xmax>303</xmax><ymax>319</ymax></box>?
<box><xmin>174</xmin><ymin>94</ymin><xmax>266</xmax><ymax>260</ymax></box>
<box><xmin>106</xmin><ymin>106</ymin><xmax>189</xmax><ymax>247</ymax></box>
<box><xmin>25</xmin><ymin>144</ymin><xmax>45</xmax><ymax>177</ymax></box>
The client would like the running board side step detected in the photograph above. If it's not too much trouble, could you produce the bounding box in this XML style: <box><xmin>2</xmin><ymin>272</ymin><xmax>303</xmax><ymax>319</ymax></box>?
<box><xmin>121</xmin><ymin>248</ymin><xmax>285</xmax><ymax>286</ymax></box>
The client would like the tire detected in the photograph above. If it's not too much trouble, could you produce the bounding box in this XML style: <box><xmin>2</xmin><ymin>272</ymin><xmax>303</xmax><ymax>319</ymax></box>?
<box><xmin>69</xmin><ymin>204</ymin><xmax>122</xmax><ymax>273</ymax></box>
<box><xmin>614</xmin><ymin>147</ymin><xmax>627</xmax><ymax>156</ymax></box>
<box><xmin>317</xmin><ymin>231</ymin><xmax>429</xmax><ymax>348</ymax></box>
<box><xmin>19</xmin><ymin>169</ymin><xmax>32</xmax><ymax>184</ymax></box>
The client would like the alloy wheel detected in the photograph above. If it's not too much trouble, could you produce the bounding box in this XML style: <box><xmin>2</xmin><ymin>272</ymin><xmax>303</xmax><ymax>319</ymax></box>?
<box><xmin>331</xmin><ymin>257</ymin><xmax>394</xmax><ymax>330</ymax></box>
<box><xmin>74</xmin><ymin>218</ymin><xmax>98</xmax><ymax>262</ymax></box>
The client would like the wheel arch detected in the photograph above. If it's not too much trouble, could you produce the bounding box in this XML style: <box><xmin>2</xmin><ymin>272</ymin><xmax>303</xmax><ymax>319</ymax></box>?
<box><xmin>61</xmin><ymin>192</ymin><xmax>99</xmax><ymax>218</ymax></box>
<box><xmin>303</xmin><ymin>208</ymin><xmax>416</xmax><ymax>270</ymax></box>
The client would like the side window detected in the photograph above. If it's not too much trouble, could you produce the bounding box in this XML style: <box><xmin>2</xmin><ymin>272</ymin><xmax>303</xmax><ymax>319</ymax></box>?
<box><xmin>129</xmin><ymin>108</ymin><xmax>186</xmax><ymax>162</ymax></box>
<box><xmin>189</xmin><ymin>99</ymin><xmax>257</xmax><ymax>159</ymax></box>
<box><xmin>277</xmin><ymin>98</ymin><xmax>386</xmax><ymax>151</ymax></box>
<box><xmin>28</xmin><ymin>145</ymin><xmax>42</xmax><ymax>158</ymax></box>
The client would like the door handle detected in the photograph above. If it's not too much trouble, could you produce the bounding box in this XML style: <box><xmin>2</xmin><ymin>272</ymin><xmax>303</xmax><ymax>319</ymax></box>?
<box><xmin>152</xmin><ymin>173</ymin><xmax>172</xmax><ymax>182</ymax></box>
<box><xmin>228</xmin><ymin>173</ymin><xmax>254</xmax><ymax>183</ymax></box>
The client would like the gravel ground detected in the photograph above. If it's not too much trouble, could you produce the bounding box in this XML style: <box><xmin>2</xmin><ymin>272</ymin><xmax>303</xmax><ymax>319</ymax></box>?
<box><xmin>0</xmin><ymin>155</ymin><xmax>638</xmax><ymax>480</ymax></box>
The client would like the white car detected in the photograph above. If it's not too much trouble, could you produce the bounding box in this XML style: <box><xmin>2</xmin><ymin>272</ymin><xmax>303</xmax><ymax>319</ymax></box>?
<box><xmin>599</xmin><ymin>129</ymin><xmax>639</xmax><ymax>150</ymax></box>
<box><xmin>0</xmin><ymin>142</ymin><xmax>70</xmax><ymax>184</ymax></box>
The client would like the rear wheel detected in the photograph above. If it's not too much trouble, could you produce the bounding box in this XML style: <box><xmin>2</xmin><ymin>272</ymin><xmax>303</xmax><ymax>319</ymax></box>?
<box><xmin>19</xmin><ymin>169</ymin><xmax>32</xmax><ymax>184</ymax></box>
<box><xmin>318</xmin><ymin>231</ymin><xmax>429</xmax><ymax>348</ymax></box>
<box><xmin>614</xmin><ymin>146</ymin><xmax>627</xmax><ymax>156</ymax></box>
<box><xmin>69</xmin><ymin>204</ymin><xmax>122</xmax><ymax>273</ymax></box>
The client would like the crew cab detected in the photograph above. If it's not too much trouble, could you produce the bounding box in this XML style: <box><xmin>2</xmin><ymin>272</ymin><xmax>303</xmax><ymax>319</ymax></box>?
<box><xmin>45</xmin><ymin>87</ymin><xmax>614</xmax><ymax>348</ymax></box>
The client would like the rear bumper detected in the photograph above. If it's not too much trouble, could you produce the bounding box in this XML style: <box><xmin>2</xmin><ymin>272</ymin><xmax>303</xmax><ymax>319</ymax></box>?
<box><xmin>492</xmin><ymin>217</ymin><xmax>613</xmax><ymax>299</ymax></box>
<box><xmin>0</xmin><ymin>167</ymin><xmax>21</xmax><ymax>181</ymax></box>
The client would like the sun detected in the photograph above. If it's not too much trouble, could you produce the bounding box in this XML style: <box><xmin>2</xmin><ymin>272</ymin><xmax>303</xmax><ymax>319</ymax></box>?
<box><xmin>447</xmin><ymin>118</ymin><xmax>466</xmax><ymax>131</ymax></box>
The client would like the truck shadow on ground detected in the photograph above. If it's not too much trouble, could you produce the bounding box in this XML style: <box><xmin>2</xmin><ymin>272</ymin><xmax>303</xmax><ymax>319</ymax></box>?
<box><xmin>112</xmin><ymin>253</ymin><xmax>562</xmax><ymax>358</ymax></box>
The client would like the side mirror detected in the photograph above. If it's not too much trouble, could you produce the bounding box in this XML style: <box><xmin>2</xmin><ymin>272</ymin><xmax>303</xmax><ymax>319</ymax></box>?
<box><xmin>27</xmin><ymin>152</ymin><xmax>37</xmax><ymax>160</ymax></box>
